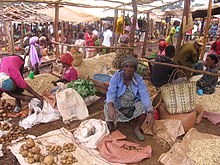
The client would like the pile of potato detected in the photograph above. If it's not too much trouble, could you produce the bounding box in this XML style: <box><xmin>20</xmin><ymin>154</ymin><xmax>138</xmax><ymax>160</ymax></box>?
<box><xmin>46</xmin><ymin>145</ymin><xmax>63</xmax><ymax>154</ymax></box>
<box><xmin>60</xmin><ymin>153</ymin><xmax>77</xmax><ymax>164</ymax></box>
<box><xmin>0</xmin><ymin>122</ymin><xmax>27</xmax><ymax>146</ymax></box>
<box><xmin>62</xmin><ymin>143</ymin><xmax>76</xmax><ymax>152</ymax></box>
<box><xmin>0</xmin><ymin>100</ymin><xmax>15</xmax><ymax>121</ymax></box>
<box><xmin>19</xmin><ymin>138</ymin><xmax>44</xmax><ymax>164</ymax></box>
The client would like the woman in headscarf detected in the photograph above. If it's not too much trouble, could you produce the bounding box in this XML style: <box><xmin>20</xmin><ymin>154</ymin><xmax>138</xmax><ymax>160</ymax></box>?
<box><xmin>158</xmin><ymin>40</ymin><xmax>168</xmax><ymax>56</ymax></box>
<box><xmin>105</xmin><ymin>55</ymin><xmax>154</xmax><ymax>141</ymax></box>
<box><xmin>52</xmin><ymin>53</ymin><xmax>78</xmax><ymax>86</ymax></box>
<box><xmin>197</xmin><ymin>54</ymin><xmax>219</xmax><ymax>94</ymax></box>
<box><xmin>25</xmin><ymin>36</ymin><xmax>42</xmax><ymax>75</ymax></box>
<box><xmin>0</xmin><ymin>55</ymin><xmax>43</xmax><ymax>112</ymax></box>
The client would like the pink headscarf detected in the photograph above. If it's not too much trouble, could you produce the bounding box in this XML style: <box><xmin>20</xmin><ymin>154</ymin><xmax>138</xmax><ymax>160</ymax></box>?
<box><xmin>29</xmin><ymin>36</ymin><xmax>41</xmax><ymax>67</ymax></box>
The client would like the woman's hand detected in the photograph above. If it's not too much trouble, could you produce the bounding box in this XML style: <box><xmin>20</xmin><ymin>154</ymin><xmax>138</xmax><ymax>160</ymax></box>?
<box><xmin>107</xmin><ymin>103</ymin><xmax>116</xmax><ymax>121</ymax></box>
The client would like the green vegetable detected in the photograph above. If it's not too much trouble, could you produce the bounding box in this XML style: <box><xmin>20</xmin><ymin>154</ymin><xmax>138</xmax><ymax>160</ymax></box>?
<box><xmin>67</xmin><ymin>79</ymin><xmax>97</xmax><ymax>98</ymax></box>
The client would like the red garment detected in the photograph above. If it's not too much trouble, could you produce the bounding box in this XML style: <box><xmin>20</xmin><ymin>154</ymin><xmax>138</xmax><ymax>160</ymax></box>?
<box><xmin>62</xmin><ymin>66</ymin><xmax>78</xmax><ymax>82</ymax></box>
<box><xmin>85</xmin><ymin>32</ymin><xmax>95</xmax><ymax>46</ymax></box>
<box><xmin>0</xmin><ymin>56</ymin><xmax>27</xmax><ymax>89</ymax></box>
<box><xmin>61</xmin><ymin>53</ymin><xmax>73</xmax><ymax>66</ymax></box>
<box><xmin>211</xmin><ymin>40</ymin><xmax>220</xmax><ymax>54</ymax></box>
<box><xmin>97</xmin><ymin>130</ymin><xmax>152</xmax><ymax>164</ymax></box>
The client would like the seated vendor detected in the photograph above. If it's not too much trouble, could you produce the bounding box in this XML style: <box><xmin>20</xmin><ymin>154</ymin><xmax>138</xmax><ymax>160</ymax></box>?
<box><xmin>151</xmin><ymin>45</ymin><xmax>176</xmax><ymax>88</ymax></box>
<box><xmin>104</xmin><ymin>55</ymin><xmax>154</xmax><ymax>141</ymax></box>
<box><xmin>197</xmin><ymin>54</ymin><xmax>219</xmax><ymax>94</ymax></box>
<box><xmin>52</xmin><ymin>53</ymin><xmax>78</xmax><ymax>85</ymax></box>
<box><xmin>158</xmin><ymin>40</ymin><xmax>168</xmax><ymax>56</ymax></box>
<box><xmin>0</xmin><ymin>55</ymin><xmax>43</xmax><ymax>112</ymax></box>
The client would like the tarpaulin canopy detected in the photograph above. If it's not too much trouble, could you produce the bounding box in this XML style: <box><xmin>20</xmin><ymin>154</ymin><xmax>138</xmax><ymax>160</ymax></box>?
<box><xmin>2</xmin><ymin>0</ymin><xmax>183</xmax><ymax>13</ymax></box>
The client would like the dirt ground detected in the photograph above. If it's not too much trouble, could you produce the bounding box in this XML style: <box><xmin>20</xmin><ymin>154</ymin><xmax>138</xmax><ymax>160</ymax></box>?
<box><xmin>1</xmin><ymin>92</ymin><xmax>220</xmax><ymax>165</ymax></box>
<box><xmin>0</xmin><ymin>41</ymin><xmax>220</xmax><ymax>164</ymax></box>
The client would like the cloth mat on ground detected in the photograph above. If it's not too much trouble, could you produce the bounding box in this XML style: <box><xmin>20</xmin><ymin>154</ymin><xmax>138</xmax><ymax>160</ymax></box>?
<box><xmin>97</xmin><ymin>130</ymin><xmax>152</xmax><ymax>164</ymax></box>
<box><xmin>9</xmin><ymin>128</ymin><xmax>123</xmax><ymax>165</ymax></box>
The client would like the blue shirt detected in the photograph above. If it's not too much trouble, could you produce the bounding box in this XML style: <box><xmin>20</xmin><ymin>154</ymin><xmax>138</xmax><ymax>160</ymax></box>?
<box><xmin>106</xmin><ymin>71</ymin><xmax>153</xmax><ymax>112</ymax></box>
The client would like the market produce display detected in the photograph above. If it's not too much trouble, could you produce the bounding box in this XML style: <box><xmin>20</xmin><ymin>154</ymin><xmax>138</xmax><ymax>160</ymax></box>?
<box><xmin>0</xmin><ymin>122</ymin><xmax>27</xmax><ymax>146</ymax></box>
<box><xmin>60</xmin><ymin>153</ymin><xmax>77</xmax><ymax>164</ymax></box>
<box><xmin>0</xmin><ymin>99</ymin><xmax>15</xmax><ymax>121</ymax></box>
<box><xmin>67</xmin><ymin>79</ymin><xmax>96</xmax><ymax>98</ymax></box>
<box><xmin>75</xmin><ymin>53</ymin><xmax>116</xmax><ymax>79</ymax></box>
<box><xmin>24</xmin><ymin>73</ymin><xmax>59</xmax><ymax>95</ymax></box>
<box><xmin>187</xmin><ymin>139</ymin><xmax>220</xmax><ymax>165</ymax></box>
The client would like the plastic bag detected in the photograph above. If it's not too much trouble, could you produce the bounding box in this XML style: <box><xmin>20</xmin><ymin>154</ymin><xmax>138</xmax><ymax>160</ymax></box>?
<box><xmin>19</xmin><ymin>99</ymin><xmax>60</xmax><ymax>129</ymax></box>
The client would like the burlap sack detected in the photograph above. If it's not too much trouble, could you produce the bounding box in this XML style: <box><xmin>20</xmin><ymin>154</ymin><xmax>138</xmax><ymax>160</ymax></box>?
<box><xmin>142</xmin><ymin>119</ymin><xmax>185</xmax><ymax>147</ymax></box>
<box><xmin>158</xmin><ymin>128</ymin><xmax>220</xmax><ymax>165</ymax></box>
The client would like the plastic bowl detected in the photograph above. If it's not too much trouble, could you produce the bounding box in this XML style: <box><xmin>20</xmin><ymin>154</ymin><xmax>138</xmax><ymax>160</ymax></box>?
<box><xmin>93</xmin><ymin>74</ymin><xmax>112</xmax><ymax>82</ymax></box>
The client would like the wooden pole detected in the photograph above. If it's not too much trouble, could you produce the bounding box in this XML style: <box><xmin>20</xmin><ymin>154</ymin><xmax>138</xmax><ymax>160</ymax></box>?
<box><xmin>54</xmin><ymin>3</ymin><xmax>60</xmax><ymax>59</ymax></box>
<box><xmin>5</xmin><ymin>22</ymin><xmax>12</xmax><ymax>54</ymax></box>
<box><xmin>139</xmin><ymin>58</ymin><xmax>220</xmax><ymax>77</ymax></box>
<box><xmin>112</xmin><ymin>9</ymin><xmax>118</xmax><ymax>46</ymax></box>
<box><xmin>122</xmin><ymin>5</ymin><xmax>125</xmax><ymax>35</ymax></box>
<box><xmin>61</xmin><ymin>21</ymin><xmax>64</xmax><ymax>54</ymax></box>
<box><xmin>176</xmin><ymin>0</ymin><xmax>190</xmax><ymax>53</ymax></box>
<box><xmin>20</xmin><ymin>22</ymin><xmax>24</xmax><ymax>53</ymax></box>
<box><xmin>10</xmin><ymin>21</ymin><xmax>15</xmax><ymax>54</ymax></box>
<box><xmin>150</xmin><ymin>18</ymin><xmax>154</xmax><ymax>38</ymax></box>
<box><xmin>200</xmin><ymin>0</ymin><xmax>212</xmax><ymax>60</ymax></box>
<box><xmin>199</xmin><ymin>17</ymin><xmax>205</xmax><ymax>37</ymax></box>
<box><xmin>130</xmin><ymin>0</ymin><xmax>137</xmax><ymax>49</ymax></box>
<box><xmin>142</xmin><ymin>12</ymin><xmax>150</xmax><ymax>57</ymax></box>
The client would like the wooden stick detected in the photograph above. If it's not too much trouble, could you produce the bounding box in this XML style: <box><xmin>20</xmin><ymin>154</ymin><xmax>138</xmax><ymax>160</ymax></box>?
<box><xmin>54</xmin><ymin>3</ymin><xmax>60</xmax><ymax>59</ymax></box>
<box><xmin>52</xmin><ymin>41</ymin><xmax>134</xmax><ymax>50</ymax></box>
<box><xmin>130</xmin><ymin>0</ymin><xmax>137</xmax><ymax>50</ymax></box>
<box><xmin>139</xmin><ymin>58</ymin><xmax>220</xmax><ymax>77</ymax></box>
<box><xmin>200</xmin><ymin>0</ymin><xmax>213</xmax><ymax>60</ymax></box>
<box><xmin>142</xmin><ymin>12</ymin><xmax>149</xmax><ymax>57</ymax></box>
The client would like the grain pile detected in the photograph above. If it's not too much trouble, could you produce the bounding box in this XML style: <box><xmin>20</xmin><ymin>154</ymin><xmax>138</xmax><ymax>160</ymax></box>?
<box><xmin>75</xmin><ymin>53</ymin><xmax>116</xmax><ymax>79</ymax></box>
<box><xmin>24</xmin><ymin>73</ymin><xmax>59</xmax><ymax>95</ymax></box>
<box><xmin>187</xmin><ymin>139</ymin><xmax>220</xmax><ymax>165</ymax></box>
<box><xmin>196</xmin><ymin>87</ymin><xmax>220</xmax><ymax>112</ymax></box>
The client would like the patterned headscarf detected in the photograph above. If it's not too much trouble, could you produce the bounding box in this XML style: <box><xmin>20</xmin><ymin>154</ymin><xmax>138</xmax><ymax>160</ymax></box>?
<box><xmin>121</xmin><ymin>55</ymin><xmax>138</xmax><ymax>70</ymax></box>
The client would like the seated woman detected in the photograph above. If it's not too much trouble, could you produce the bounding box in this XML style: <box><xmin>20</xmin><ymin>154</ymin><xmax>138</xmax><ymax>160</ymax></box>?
<box><xmin>0</xmin><ymin>55</ymin><xmax>43</xmax><ymax>112</ymax></box>
<box><xmin>158</xmin><ymin>40</ymin><xmax>167</xmax><ymax>56</ymax></box>
<box><xmin>52</xmin><ymin>53</ymin><xmax>78</xmax><ymax>86</ymax></box>
<box><xmin>197</xmin><ymin>54</ymin><xmax>219</xmax><ymax>94</ymax></box>
<box><xmin>104</xmin><ymin>55</ymin><xmax>154</xmax><ymax>141</ymax></box>
<box><xmin>151</xmin><ymin>45</ymin><xmax>176</xmax><ymax>88</ymax></box>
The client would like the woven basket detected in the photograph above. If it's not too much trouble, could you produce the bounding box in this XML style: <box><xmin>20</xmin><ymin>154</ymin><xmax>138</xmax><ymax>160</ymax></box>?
<box><xmin>160</xmin><ymin>70</ymin><xmax>196</xmax><ymax>114</ymax></box>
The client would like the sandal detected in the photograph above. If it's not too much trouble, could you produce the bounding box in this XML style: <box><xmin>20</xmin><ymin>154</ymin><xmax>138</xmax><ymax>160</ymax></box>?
<box><xmin>134</xmin><ymin>128</ymin><xmax>145</xmax><ymax>141</ymax></box>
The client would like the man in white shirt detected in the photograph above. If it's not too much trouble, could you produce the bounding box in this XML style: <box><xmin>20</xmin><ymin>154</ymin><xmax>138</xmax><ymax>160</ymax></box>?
<box><xmin>102</xmin><ymin>25</ymin><xmax>113</xmax><ymax>54</ymax></box>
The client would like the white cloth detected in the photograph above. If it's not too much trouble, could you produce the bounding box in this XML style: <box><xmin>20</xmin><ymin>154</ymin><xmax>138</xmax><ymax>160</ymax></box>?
<box><xmin>56</xmin><ymin>87</ymin><xmax>89</xmax><ymax>124</ymax></box>
<box><xmin>75</xmin><ymin>39</ymin><xmax>86</xmax><ymax>54</ymax></box>
<box><xmin>19</xmin><ymin>99</ymin><xmax>60</xmax><ymax>129</ymax></box>
<box><xmin>73</xmin><ymin>119</ymin><xmax>109</xmax><ymax>148</ymax></box>
<box><xmin>102</xmin><ymin>29</ymin><xmax>112</xmax><ymax>47</ymax></box>
<box><xmin>9</xmin><ymin>128</ymin><xmax>118</xmax><ymax>165</ymax></box>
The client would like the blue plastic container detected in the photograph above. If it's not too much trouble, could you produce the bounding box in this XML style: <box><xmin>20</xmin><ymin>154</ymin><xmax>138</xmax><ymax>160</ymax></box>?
<box><xmin>93</xmin><ymin>74</ymin><xmax>112</xmax><ymax>82</ymax></box>
<box><xmin>197</xmin><ymin>89</ymin><xmax>203</xmax><ymax>96</ymax></box>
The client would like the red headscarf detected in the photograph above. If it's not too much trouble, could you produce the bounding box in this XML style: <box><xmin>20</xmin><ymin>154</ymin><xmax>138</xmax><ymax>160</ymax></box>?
<box><xmin>159</xmin><ymin>41</ymin><xmax>168</xmax><ymax>48</ymax></box>
<box><xmin>61</xmin><ymin>53</ymin><xmax>73</xmax><ymax>66</ymax></box>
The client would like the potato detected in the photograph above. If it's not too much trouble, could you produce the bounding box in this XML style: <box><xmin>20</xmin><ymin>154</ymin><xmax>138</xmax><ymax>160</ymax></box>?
<box><xmin>34</xmin><ymin>154</ymin><xmax>40</xmax><ymax>161</ymax></box>
<box><xmin>31</xmin><ymin>146</ymin><xmax>41</xmax><ymax>154</ymax></box>
<box><xmin>39</xmin><ymin>155</ymin><xmax>45</xmax><ymax>162</ymax></box>
<box><xmin>40</xmin><ymin>162</ymin><xmax>46</xmax><ymax>165</ymax></box>
<box><xmin>21</xmin><ymin>150</ymin><xmax>28</xmax><ymax>157</ymax></box>
<box><xmin>26</xmin><ymin>138</ymin><xmax>35</xmax><ymax>148</ymax></box>
<box><xmin>27</xmin><ymin>152</ymin><xmax>34</xmax><ymax>158</ymax></box>
<box><xmin>0</xmin><ymin>109</ymin><xmax>4</xmax><ymax>113</ymax></box>
<box><xmin>43</xmin><ymin>155</ymin><xmax>54</xmax><ymax>165</ymax></box>
<box><xmin>28</xmin><ymin>157</ymin><xmax>35</xmax><ymax>164</ymax></box>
